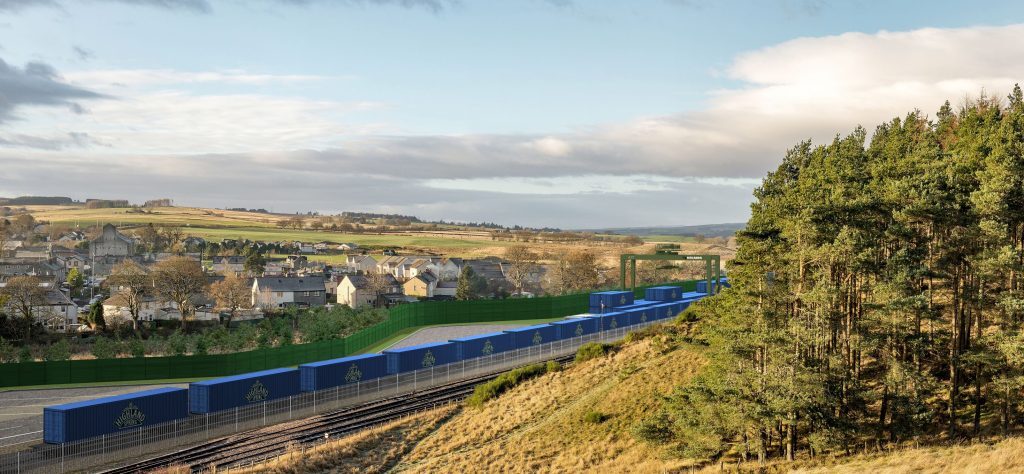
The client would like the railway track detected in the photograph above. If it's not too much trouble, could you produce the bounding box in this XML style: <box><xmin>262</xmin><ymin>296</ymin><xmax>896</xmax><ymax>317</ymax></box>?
<box><xmin>101</xmin><ymin>355</ymin><xmax>574</xmax><ymax>474</ymax></box>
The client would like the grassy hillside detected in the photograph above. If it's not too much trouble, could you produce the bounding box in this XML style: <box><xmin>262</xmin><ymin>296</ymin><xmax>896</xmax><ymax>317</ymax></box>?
<box><xmin>243</xmin><ymin>320</ymin><xmax>1024</xmax><ymax>473</ymax></box>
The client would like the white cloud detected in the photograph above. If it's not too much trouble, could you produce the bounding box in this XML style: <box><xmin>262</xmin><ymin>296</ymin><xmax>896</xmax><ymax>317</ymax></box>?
<box><xmin>5</xmin><ymin>23</ymin><xmax>1024</xmax><ymax>225</ymax></box>
<box><xmin>65</xmin><ymin>69</ymin><xmax>339</xmax><ymax>88</ymax></box>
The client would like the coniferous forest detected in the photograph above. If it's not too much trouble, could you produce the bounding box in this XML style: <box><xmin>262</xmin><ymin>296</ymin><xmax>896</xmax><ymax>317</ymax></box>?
<box><xmin>644</xmin><ymin>86</ymin><xmax>1024</xmax><ymax>462</ymax></box>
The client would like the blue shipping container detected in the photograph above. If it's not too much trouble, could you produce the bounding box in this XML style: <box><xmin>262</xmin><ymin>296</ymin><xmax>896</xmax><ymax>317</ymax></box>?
<box><xmin>44</xmin><ymin>387</ymin><xmax>188</xmax><ymax>444</ymax></box>
<box><xmin>505</xmin><ymin>323</ymin><xmax>561</xmax><ymax>349</ymax></box>
<box><xmin>189</xmin><ymin>368</ymin><xmax>300</xmax><ymax>414</ymax></box>
<box><xmin>595</xmin><ymin>311</ymin><xmax>628</xmax><ymax>331</ymax></box>
<box><xmin>450</xmin><ymin>331</ymin><xmax>515</xmax><ymax>360</ymax></box>
<box><xmin>383</xmin><ymin>341</ymin><xmax>460</xmax><ymax>374</ymax></box>
<box><xmin>588</xmin><ymin>290</ymin><xmax>634</xmax><ymax>310</ymax></box>
<box><xmin>299</xmin><ymin>353</ymin><xmax>388</xmax><ymax>392</ymax></box>
<box><xmin>645</xmin><ymin>286</ymin><xmax>683</xmax><ymax>302</ymax></box>
<box><xmin>695</xmin><ymin>278</ymin><xmax>728</xmax><ymax>293</ymax></box>
<box><xmin>551</xmin><ymin>317</ymin><xmax>600</xmax><ymax>339</ymax></box>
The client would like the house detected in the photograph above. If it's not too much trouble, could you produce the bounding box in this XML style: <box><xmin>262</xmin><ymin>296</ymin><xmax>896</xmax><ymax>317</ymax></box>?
<box><xmin>211</xmin><ymin>255</ymin><xmax>247</xmax><ymax>275</ymax></box>
<box><xmin>263</xmin><ymin>259</ymin><xmax>287</xmax><ymax>276</ymax></box>
<box><xmin>90</xmin><ymin>224</ymin><xmax>134</xmax><ymax>259</ymax></box>
<box><xmin>102</xmin><ymin>295</ymin><xmax>167</xmax><ymax>325</ymax></box>
<box><xmin>313</xmin><ymin>242</ymin><xmax>330</xmax><ymax>253</ymax></box>
<box><xmin>337</xmin><ymin>243</ymin><xmax>359</xmax><ymax>251</ymax></box>
<box><xmin>252</xmin><ymin>276</ymin><xmax>327</xmax><ymax>309</ymax></box>
<box><xmin>57</xmin><ymin>230</ymin><xmax>86</xmax><ymax>243</ymax></box>
<box><xmin>402</xmin><ymin>271</ymin><xmax>438</xmax><ymax>298</ymax></box>
<box><xmin>53</xmin><ymin>249</ymin><xmax>88</xmax><ymax>274</ymax></box>
<box><xmin>346</xmin><ymin>255</ymin><xmax>377</xmax><ymax>273</ymax></box>
<box><xmin>89</xmin><ymin>224</ymin><xmax>136</xmax><ymax>277</ymax></box>
<box><xmin>432</xmin><ymin>258</ymin><xmax>463</xmax><ymax>281</ymax></box>
<box><xmin>14</xmin><ymin>246</ymin><xmax>49</xmax><ymax>260</ymax></box>
<box><xmin>337</xmin><ymin>273</ymin><xmax>401</xmax><ymax>309</ymax></box>
<box><xmin>297</xmin><ymin>243</ymin><xmax>315</xmax><ymax>254</ymax></box>
<box><xmin>0</xmin><ymin>281</ymin><xmax>78</xmax><ymax>332</ymax></box>
<box><xmin>464</xmin><ymin>258</ymin><xmax>511</xmax><ymax>294</ymax></box>
<box><xmin>0</xmin><ymin>261</ymin><xmax>63</xmax><ymax>283</ymax></box>
<box><xmin>435</xmin><ymin>280</ymin><xmax>458</xmax><ymax>298</ymax></box>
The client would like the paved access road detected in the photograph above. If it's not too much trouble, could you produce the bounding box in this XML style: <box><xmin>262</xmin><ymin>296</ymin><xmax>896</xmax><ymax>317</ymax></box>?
<box><xmin>381</xmin><ymin>323</ymin><xmax>528</xmax><ymax>350</ymax></box>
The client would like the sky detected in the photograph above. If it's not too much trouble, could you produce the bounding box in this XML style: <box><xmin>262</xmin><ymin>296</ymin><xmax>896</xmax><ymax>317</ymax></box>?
<box><xmin>2</xmin><ymin>0</ymin><xmax>1024</xmax><ymax>228</ymax></box>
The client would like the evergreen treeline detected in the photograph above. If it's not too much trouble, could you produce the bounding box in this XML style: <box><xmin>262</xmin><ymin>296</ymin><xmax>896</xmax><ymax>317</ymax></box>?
<box><xmin>642</xmin><ymin>87</ymin><xmax>1024</xmax><ymax>462</ymax></box>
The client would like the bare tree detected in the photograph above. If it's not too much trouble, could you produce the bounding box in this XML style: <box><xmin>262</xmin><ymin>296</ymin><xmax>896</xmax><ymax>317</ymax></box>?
<box><xmin>544</xmin><ymin>249</ymin><xmax>600</xmax><ymax>295</ymax></box>
<box><xmin>105</xmin><ymin>260</ymin><xmax>151</xmax><ymax>332</ymax></box>
<box><xmin>0</xmin><ymin>276</ymin><xmax>45</xmax><ymax>339</ymax></box>
<box><xmin>504</xmin><ymin>245</ymin><xmax>538</xmax><ymax>295</ymax></box>
<box><xmin>366</xmin><ymin>271</ymin><xmax>392</xmax><ymax>308</ymax></box>
<box><xmin>152</xmin><ymin>256</ymin><xmax>206</xmax><ymax>331</ymax></box>
<box><xmin>208</xmin><ymin>273</ymin><xmax>252</xmax><ymax>327</ymax></box>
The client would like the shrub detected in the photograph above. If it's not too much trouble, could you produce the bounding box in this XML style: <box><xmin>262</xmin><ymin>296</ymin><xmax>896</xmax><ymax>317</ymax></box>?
<box><xmin>583</xmin><ymin>410</ymin><xmax>607</xmax><ymax>424</ymax></box>
<box><xmin>0</xmin><ymin>337</ymin><xmax>14</xmax><ymax>363</ymax></box>
<box><xmin>575</xmin><ymin>342</ymin><xmax>610</xmax><ymax>363</ymax></box>
<box><xmin>18</xmin><ymin>347</ymin><xmax>33</xmax><ymax>362</ymax></box>
<box><xmin>127</xmin><ymin>338</ymin><xmax>145</xmax><ymax>358</ymax></box>
<box><xmin>168</xmin><ymin>331</ymin><xmax>187</xmax><ymax>356</ymax></box>
<box><xmin>45</xmin><ymin>339</ymin><xmax>71</xmax><ymax>361</ymax></box>
<box><xmin>193</xmin><ymin>335</ymin><xmax>209</xmax><ymax>355</ymax></box>
<box><xmin>92</xmin><ymin>336</ymin><xmax>118</xmax><ymax>359</ymax></box>
<box><xmin>466</xmin><ymin>362</ymin><xmax>552</xmax><ymax>407</ymax></box>
<box><xmin>545</xmin><ymin>360</ymin><xmax>562</xmax><ymax>373</ymax></box>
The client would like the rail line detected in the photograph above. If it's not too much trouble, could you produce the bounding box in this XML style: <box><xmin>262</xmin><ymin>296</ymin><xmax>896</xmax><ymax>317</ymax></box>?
<box><xmin>100</xmin><ymin>355</ymin><xmax>574</xmax><ymax>474</ymax></box>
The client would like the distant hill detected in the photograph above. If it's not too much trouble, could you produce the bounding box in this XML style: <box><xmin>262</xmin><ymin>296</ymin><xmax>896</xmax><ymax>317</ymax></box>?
<box><xmin>0</xmin><ymin>196</ymin><xmax>77</xmax><ymax>206</ymax></box>
<box><xmin>582</xmin><ymin>222</ymin><xmax>746</xmax><ymax>238</ymax></box>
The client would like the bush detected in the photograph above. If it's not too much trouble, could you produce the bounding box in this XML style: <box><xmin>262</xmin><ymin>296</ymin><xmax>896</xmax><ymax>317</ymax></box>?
<box><xmin>126</xmin><ymin>338</ymin><xmax>145</xmax><ymax>358</ymax></box>
<box><xmin>168</xmin><ymin>331</ymin><xmax>187</xmax><ymax>356</ymax></box>
<box><xmin>0</xmin><ymin>337</ymin><xmax>14</xmax><ymax>363</ymax></box>
<box><xmin>92</xmin><ymin>336</ymin><xmax>118</xmax><ymax>359</ymax></box>
<box><xmin>18</xmin><ymin>347</ymin><xmax>33</xmax><ymax>362</ymax></box>
<box><xmin>45</xmin><ymin>339</ymin><xmax>71</xmax><ymax>361</ymax></box>
<box><xmin>193</xmin><ymin>335</ymin><xmax>209</xmax><ymax>355</ymax></box>
<box><xmin>583</xmin><ymin>410</ymin><xmax>607</xmax><ymax>424</ymax></box>
<box><xmin>466</xmin><ymin>362</ymin><xmax>553</xmax><ymax>407</ymax></box>
<box><xmin>575</xmin><ymin>342</ymin><xmax>610</xmax><ymax>363</ymax></box>
<box><xmin>545</xmin><ymin>360</ymin><xmax>562</xmax><ymax>373</ymax></box>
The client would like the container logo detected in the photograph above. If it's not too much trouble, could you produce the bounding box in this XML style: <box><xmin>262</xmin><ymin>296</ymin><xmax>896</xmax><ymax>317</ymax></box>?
<box><xmin>532</xmin><ymin>331</ymin><xmax>543</xmax><ymax>346</ymax></box>
<box><xmin>641</xmin><ymin>312</ymin><xmax>647</xmax><ymax>323</ymax></box>
<box><xmin>619</xmin><ymin>295</ymin><xmax>626</xmax><ymax>305</ymax></box>
<box><xmin>422</xmin><ymin>350</ymin><xmax>436</xmax><ymax>368</ymax></box>
<box><xmin>610</xmin><ymin>318</ymin><xmax>618</xmax><ymax>329</ymax></box>
<box><xmin>672</xmin><ymin>291</ymin><xmax>677</xmax><ymax>298</ymax></box>
<box><xmin>482</xmin><ymin>340</ymin><xmax>494</xmax><ymax>356</ymax></box>
<box><xmin>113</xmin><ymin>402</ymin><xmax>145</xmax><ymax>429</ymax></box>
<box><xmin>246</xmin><ymin>380</ymin><xmax>270</xmax><ymax>403</ymax></box>
<box><xmin>575</xmin><ymin>324</ymin><xmax>584</xmax><ymax>337</ymax></box>
<box><xmin>345</xmin><ymin>364</ymin><xmax>363</xmax><ymax>383</ymax></box>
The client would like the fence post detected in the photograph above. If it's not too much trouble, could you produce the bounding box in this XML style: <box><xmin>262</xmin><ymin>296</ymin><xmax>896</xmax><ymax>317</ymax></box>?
<box><xmin>235</xmin><ymin>406</ymin><xmax>239</xmax><ymax>431</ymax></box>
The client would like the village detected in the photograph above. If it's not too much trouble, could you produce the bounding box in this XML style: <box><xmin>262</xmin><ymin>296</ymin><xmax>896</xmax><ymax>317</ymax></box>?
<box><xmin>0</xmin><ymin>219</ymin><xmax>551</xmax><ymax>336</ymax></box>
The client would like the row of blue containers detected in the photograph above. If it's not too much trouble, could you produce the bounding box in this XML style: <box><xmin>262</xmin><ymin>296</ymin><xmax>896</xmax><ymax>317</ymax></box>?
<box><xmin>588</xmin><ymin>290</ymin><xmax>634</xmax><ymax>313</ymax></box>
<box><xmin>43</xmin><ymin>288</ymin><xmax>711</xmax><ymax>444</ymax></box>
<box><xmin>695</xmin><ymin>277</ymin><xmax>730</xmax><ymax>293</ymax></box>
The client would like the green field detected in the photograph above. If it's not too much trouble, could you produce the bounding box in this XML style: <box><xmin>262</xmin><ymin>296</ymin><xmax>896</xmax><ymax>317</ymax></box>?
<box><xmin>28</xmin><ymin>206</ymin><xmax>508</xmax><ymax>251</ymax></box>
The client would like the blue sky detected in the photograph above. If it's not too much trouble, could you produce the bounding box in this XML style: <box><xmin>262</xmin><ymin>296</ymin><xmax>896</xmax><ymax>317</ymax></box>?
<box><xmin>2</xmin><ymin>0</ymin><xmax>1024</xmax><ymax>227</ymax></box>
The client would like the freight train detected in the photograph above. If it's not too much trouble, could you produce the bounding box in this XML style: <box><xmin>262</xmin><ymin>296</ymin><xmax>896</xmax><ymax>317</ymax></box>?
<box><xmin>43</xmin><ymin>280</ymin><xmax>727</xmax><ymax>444</ymax></box>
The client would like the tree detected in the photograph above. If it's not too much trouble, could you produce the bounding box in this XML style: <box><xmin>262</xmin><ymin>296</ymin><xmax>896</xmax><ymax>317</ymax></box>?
<box><xmin>0</xmin><ymin>276</ymin><xmax>44</xmax><ymax>340</ymax></box>
<box><xmin>152</xmin><ymin>256</ymin><xmax>206</xmax><ymax>332</ymax></box>
<box><xmin>208</xmin><ymin>273</ymin><xmax>252</xmax><ymax>327</ymax></box>
<box><xmin>65</xmin><ymin>267</ymin><xmax>85</xmax><ymax>298</ymax></box>
<box><xmin>504</xmin><ymin>245</ymin><xmax>538</xmax><ymax>295</ymax></box>
<box><xmin>105</xmin><ymin>260</ymin><xmax>151</xmax><ymax>332</ymax></box>
<box><xmin>456</xmin><ymin>266</ymin><xmax>487</xmax><ymax>300</ymax></box>
<box><xmin>545</xmin><ymin>249</ymin><xmax>600</xmax><ymax>295</ymax></box>
<box><xmin>366</xmin><ymin>271</ymin><xmax>392</xmax><ymax>308</ymax></box>
<box><xmin>244</xmin><ymin>252</ymin><xmax>266</xmax><ymax>275</ymax></box>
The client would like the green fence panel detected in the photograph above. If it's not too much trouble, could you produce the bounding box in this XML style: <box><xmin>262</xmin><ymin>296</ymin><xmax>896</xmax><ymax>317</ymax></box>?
<box><xmin>43</xmin><ymin>361</ymin><xmax>70</xmax><ymax>385</ymax></box>
<box><xmin>0</xmin><ymin>278</ymin><xmax>708</xmax><ymax>388</ymax></box>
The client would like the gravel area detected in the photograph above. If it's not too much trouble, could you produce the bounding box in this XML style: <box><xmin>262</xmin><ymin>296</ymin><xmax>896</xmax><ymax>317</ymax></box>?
<box><xmin>382</xmin><ymin>324</ymin><xmax>529</xmax><ymax>350</ymax></box>
<box><xmin>0</xmin><ymin>383</ymin><xmax>188</xmax><ymax>448</ymax></box>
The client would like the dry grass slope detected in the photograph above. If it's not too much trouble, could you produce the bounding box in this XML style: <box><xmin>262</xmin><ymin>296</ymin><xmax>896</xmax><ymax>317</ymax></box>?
<box><xmin>393</xmin><ymin>337</ymin><xmax>707</xmax><ymax>473</ymax></box>
<box><xmin>226</xmin><ymin>405</ymin><xmax>459</xmax><ymax>474</ymax></box>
